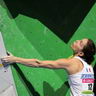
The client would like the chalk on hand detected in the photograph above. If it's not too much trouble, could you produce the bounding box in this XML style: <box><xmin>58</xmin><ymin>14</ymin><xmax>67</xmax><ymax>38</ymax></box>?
<box><xmin>0</xmin><ymin>59</ymin><xmax>9</xmax><ymax>67</ymax></box>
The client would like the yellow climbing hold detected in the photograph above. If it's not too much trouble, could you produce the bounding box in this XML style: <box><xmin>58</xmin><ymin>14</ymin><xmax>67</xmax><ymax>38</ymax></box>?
<box><xmin>0</xmin><ymin>64</ymin><xmax>3</xmax><ymax>67</ymax></box>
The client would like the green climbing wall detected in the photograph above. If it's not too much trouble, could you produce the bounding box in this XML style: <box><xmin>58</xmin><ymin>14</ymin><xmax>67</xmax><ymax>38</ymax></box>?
<box><xmin>0</xmin><ymin>1</ymin><xmax>96</xmax><ymax>96</ymax></box>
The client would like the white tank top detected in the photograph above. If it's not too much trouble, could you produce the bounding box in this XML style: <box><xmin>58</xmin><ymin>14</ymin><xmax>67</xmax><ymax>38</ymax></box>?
<box><xmin>68</xmin><ymin>56</ymin><xmax>94</xmax><ymax>96</ymax></box>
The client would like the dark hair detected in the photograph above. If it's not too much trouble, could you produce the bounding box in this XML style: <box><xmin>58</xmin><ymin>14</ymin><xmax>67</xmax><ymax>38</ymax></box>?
<box><xmin>80</xmin><ymin>39</ymin><xmax>96</xmax><ymax>64</ymax></box>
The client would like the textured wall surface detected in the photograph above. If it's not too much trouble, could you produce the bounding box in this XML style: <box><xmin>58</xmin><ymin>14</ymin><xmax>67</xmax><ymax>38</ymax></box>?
<box><xmin>0</xmin><ymin>1</ymin><xmax>96</xmax><ymax>96</ymax></box>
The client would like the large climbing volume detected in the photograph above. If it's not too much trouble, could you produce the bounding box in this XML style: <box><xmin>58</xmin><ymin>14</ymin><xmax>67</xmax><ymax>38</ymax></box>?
<box><xmin>0</xmin><ymin>32</ymin><xmax>18</xmax><ymax>96</ymax></box>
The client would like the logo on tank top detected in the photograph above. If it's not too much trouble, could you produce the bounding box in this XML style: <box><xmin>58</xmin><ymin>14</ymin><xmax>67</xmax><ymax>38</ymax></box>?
<box><xmin>86</xmin><ymin>68</ymin><xmax>91</xmax><ymax>72</ymax></box>
<box><xmin>89</xmin><ymin>68</ymin><xmax>91</xmax><ymax>72</ymax></box>
<box><xmin>86</xmin><ymin>68</ymin><xmax>88</xmax><ymax>72</ymax></box>
<box><xmin>81</xmin><ymin>74</ymin><xmax>94</xmax><ymax>83</ymax></box>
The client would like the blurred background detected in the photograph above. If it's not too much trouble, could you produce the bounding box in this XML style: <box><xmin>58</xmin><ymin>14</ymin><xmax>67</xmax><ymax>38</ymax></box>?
<box><xmin>0</xmin><ymin>0</ymin><xmax>96</xmax><ymax>96</ymax></box>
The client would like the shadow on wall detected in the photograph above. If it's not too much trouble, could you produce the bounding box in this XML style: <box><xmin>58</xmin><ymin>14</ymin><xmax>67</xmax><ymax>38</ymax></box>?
<box><xmin>13</xmin><ymin>63</ymin><xmax>70</xmax><ymax>96</ymax></box>
<box><xmin>43</xmin><ymin>81</ymin><xmax>69</xmax><ymax>96</ymax></box>
<box><xmin>3</xmin><ymin>0</ymin><xmax>96</xmax><ymax>43</ymax></box>
<box><xmin>13</xmin><ymin>63</ymin><xmax>40</xmax><ymax>96</ymax></box>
